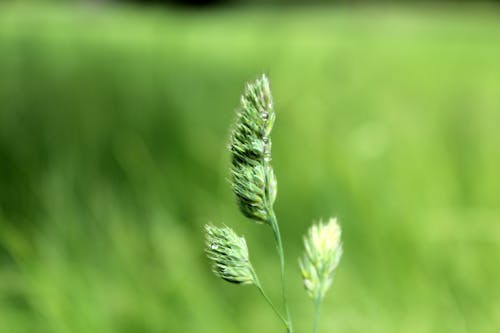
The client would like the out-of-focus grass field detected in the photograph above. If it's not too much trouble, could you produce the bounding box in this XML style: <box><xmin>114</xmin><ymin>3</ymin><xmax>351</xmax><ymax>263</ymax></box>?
<box><xmin>0</xmin><ymin>3</ymin><xmax>499</xmax><ymax>333</ymax></box>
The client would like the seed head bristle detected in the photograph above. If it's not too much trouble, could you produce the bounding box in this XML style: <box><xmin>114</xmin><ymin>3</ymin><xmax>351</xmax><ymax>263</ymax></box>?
<box><xmin>299</xmin><ymin>218</ymin><xmax>343</xmax><ymax>301</ymax></box>
<box><xmin>230</xmin><ymin>74</ymin><xmax>277</xmax><ymax>224</ymax></box>
<box><xmin>204</xmin><ymin>224</ymin><xmax>256</xmax><ymax>285</ymax></box>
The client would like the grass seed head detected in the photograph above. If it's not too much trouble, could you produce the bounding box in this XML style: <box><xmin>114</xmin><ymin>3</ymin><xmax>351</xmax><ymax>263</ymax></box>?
<box><xmin>299</xmin><ymin>218</ymin><xmax>343</xmax><ymax>301</ymax></box>
<box><xmin>204</xmin><ymin>224</ymin><xmax>256</xmax><ymax>285</ymax></box>
<box><xmin>230</xmin><ymin>74</ymin><xmax>277</xmax><ymax>224</ymax></box>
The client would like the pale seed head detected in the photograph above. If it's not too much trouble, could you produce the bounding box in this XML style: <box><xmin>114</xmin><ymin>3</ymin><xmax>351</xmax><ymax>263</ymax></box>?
<box><xmin>299</xmin><ymin>218</ymin><xmax>343</xmax><ymax>301</ymax></box>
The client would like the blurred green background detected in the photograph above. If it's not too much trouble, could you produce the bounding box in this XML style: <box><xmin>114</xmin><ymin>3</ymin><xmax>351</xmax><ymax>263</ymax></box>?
<box><xmin>1</xmin><ymin>2</ymin><xmax>500</xmax><ymax>333</ymax></box>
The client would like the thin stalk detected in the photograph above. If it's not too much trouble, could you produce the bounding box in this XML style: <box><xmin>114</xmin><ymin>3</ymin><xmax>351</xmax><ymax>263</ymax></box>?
<box><xmin>250</xmin><ymin>263</ymin><xmax>289</xmax><ymax>329</ymax></box>
<box><xmin>313</xmin><ymin>297</ymin><xmax>322</xmax><ymax>333</ymax></box>
<box><xmin>267</xmin><ymin>209</ymin><xmax>293</xmax><ymax>333</ymax></box>
<box><xmin>254</xmin><ymin>281</ymin><xmax>289</xmax><ymax>328</ymax></box>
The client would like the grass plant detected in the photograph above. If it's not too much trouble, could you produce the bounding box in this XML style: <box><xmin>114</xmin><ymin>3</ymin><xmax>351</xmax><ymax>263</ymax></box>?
<box><xmin>1</xmin><ymin>4</ymin><xmax>500</xmax><ymax>333</ymax></box>
<box><xmin>204</xmin><ymin>75</ymin><xmax>343</xmax><ymax>333</ymax></box>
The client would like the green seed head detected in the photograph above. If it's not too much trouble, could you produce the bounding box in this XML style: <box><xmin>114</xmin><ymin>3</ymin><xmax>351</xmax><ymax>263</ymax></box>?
<box><xmin>230</xmin><ymin>74</ymin><xmax>277</xmax><ymax>224</ymax></box>
<box><xmin>299</xmin><ymin>218</ymin><xmax>343</xmax><ymax>301</ymax></box>
<box><xmin>205</xmin><ymin>224</ymin><xmax>256</xmax><ymax>285</ymax></box>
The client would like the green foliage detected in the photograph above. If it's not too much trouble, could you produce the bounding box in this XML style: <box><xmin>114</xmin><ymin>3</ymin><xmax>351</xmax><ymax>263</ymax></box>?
<box><xmin>0</xmin><ymin>3</ymin><xmax>500</xmax><ymax>333</ymax></box>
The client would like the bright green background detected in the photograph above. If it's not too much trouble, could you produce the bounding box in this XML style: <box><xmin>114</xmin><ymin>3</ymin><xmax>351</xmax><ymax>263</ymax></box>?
<box><xmin>0</xmin><ymin>3</ymin><xmax>499</xmax><ymax>333</ymax></box>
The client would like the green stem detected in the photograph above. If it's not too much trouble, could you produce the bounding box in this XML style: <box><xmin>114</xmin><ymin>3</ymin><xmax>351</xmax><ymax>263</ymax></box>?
<box><xmin>254</xmin><ymin>280</ymin><xmax>289</xmax><ymax>328</ymax></box>
<box><xmin>313</xmin><ymin>297</ymin><xmax>322</xmax><ymax>333</ymax></box>
<box><xmin>268</xmin><ymin>209</ymin><xmax>293</xmax><ymax>333</ymax></box>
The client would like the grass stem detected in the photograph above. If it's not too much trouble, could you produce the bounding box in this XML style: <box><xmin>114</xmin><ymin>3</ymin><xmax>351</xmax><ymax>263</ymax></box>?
<box><xmin>268</xmin><ymin>209</ymin><xmax>293</xmax><ymax>333</ymax></box>
<box><xmin>313</xmin><ymin>297</ymin><xmax>322</xmax><ymax>333</ymax></box>
<box><xmin>254</xmin><ymin>279</ymin><xmax>289</xmax><ymax>328</ymax></box>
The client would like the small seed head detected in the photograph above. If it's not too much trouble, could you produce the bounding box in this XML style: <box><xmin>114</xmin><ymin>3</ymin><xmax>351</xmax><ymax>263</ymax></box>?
<box><xmin>299</xmin><ymin>218</ymin><xmax>343</xmax><ymax>301</ymax></box>
<box><xmin>205</xmin><ymin>224</ymin><xmax>256</xmax><ymax>285</ymax></box>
